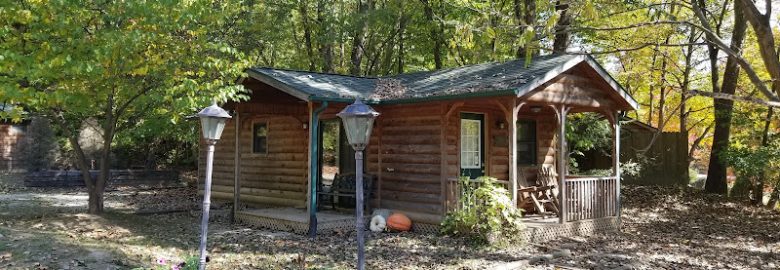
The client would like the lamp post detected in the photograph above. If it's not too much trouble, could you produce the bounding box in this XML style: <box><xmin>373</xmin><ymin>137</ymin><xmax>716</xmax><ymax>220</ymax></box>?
<box><xmin>196</xmin><ymin>101</ymin><xmax>232</xmax><ymax>270</ymax></box>
<box><xmin>337</xmin><ymin>99</ymin><xmax>379</xmax><ymax>270</ymax></box>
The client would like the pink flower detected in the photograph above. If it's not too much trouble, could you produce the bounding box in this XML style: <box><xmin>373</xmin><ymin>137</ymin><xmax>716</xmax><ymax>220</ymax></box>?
<box><xmin>156</xmin><ymin>258</ymin><xmax>167</xmax><ymax>265</ymax></box>
<box><xmin>172</xmin><ymin>265</ymin><xmax>181</xmax><ymax>270</ymax></box>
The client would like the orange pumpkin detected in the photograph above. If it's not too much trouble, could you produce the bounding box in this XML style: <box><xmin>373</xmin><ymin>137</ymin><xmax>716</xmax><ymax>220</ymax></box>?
<box><xmin>386</xmin><ymin>213</ymin><xmax>412</xmax><ymax>232</ymax></box>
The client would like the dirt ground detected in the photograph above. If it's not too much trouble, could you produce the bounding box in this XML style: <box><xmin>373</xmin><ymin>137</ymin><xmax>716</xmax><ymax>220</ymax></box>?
<box><xmin>1</xmin><ymin>173</ymin><xmax>779</xmax><ymax>269</ymax></box>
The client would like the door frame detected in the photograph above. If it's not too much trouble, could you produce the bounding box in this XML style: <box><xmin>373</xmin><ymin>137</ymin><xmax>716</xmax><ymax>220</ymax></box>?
<box><xmin>459</xmin><ymin>112</ymin><xmax>486</xmax><ymax>178</ymax></box>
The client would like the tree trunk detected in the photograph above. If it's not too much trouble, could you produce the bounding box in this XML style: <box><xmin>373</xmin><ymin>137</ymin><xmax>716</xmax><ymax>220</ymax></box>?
<box><xmin>317</xmin><ymin>0</ymin><xmax>334</xmax><ymax>73</ymax></box>
<box><xmin>514</xmin><ymin>0</ymin><xmax>536</xmax><ymax>58</ymax></box>
<box><xmin>739</xmin><ymin>0</ymin><xmax>780</xmax><ymax>98</ymax></box>
<box><xmin>552</xmin><ymin>1</ymin><xmax>570</xmax><ymax>53</ymax></box>
<box><xmin>754</xmin><ymin>107</ymin><xmax>774</xmax><ymax>205</ymax></box>
<box><xmin>349</xmin><ymin>0</ymin><xmax>372</xmax><ymax>75</ymax></box>
<box><xmin>421</xmin><ymin>0</ymin><xmax>443</xmax><ymax>69</ymax></box>
<box><xmin>59</xmin><ymin>118</ymin><xmax>102</xmax><ymax>214</ymax></box>
<box><xmin>299</xmin><ymin>0</ymin><xmax>317</xmax><ymax>71</ymax></box>
<box><xmin>706</xmin><ymin>0</ymin><xmax>747</xmax><ymax>195</ymax></box>
<box><xmin>396</xmin><ymin>2</ymin><xmax>406</xmax><ymax>74</ymax></box>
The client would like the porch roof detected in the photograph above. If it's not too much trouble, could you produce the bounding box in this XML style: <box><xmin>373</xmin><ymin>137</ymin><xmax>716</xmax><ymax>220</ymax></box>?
<box><xmin>246</xmin><ymin>54</ymin><xmax>639</xmax><ymax>110</ymax></box>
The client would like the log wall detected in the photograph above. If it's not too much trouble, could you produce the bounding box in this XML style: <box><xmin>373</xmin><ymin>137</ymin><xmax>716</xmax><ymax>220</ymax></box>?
<box><xmin>200</xmin><ymin>79</ymin><xmax>310</xmax><ymax>208</ymax></box>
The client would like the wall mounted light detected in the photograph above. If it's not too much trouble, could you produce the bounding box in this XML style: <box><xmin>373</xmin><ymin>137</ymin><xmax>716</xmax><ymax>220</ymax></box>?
<box><xmin>530</xmin><ymin>106</ymin><xmax>542</xmax><ymax>113</ymax></box>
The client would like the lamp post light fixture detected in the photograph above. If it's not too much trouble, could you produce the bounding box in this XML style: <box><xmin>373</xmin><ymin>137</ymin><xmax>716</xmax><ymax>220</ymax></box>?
<box><xmin>337</xmin><ymin>99</ymin><xmax>379</xmax><ymax>270</ymax></box>
<box><xmin>196</xmin><ymin>101</ymin><xmax>232</xmax><ymax>270</ymax></box>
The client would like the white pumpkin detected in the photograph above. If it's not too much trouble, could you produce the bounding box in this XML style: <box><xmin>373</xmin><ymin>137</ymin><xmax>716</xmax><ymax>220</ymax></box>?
<box><xmin>369</xmin><ymin>215</ymin><xmax>386</xmax><ymax>232</ymax></box>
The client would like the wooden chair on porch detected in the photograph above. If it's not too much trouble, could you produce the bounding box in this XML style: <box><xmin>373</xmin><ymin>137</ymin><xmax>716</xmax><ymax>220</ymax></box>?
<box><xmin>317</xmin><ymin>173</ymin><xmax>375</xmax><ymax>212</ymax></box>
<box><xmin>518</xmin><ymin>165</ymin><xmax>560</xmax><ymax>216</ymax></box>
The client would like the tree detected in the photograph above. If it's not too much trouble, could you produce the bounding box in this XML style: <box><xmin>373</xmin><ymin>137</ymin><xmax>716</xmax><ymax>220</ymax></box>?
<box><xmin>0</xmin><ymin>1</ymin><xmax>248</xmax><ymax>214</ymax></box>
<box><xmin>704</xmin><ymin>0</ymin><xmax>748</xmax><ymax>194</ymax></box>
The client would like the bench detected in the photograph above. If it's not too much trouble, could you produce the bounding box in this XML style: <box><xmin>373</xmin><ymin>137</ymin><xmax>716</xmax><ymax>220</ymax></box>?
<box><xmin>317</xmin><ymin>173</ymin><xmax>375</xmax><ymax>211</ymax></box>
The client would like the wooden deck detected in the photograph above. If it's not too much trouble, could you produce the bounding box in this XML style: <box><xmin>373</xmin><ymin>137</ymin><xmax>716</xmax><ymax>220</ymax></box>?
<box><xmin>235</xmin><ymin>208</ymin><xmax>619</xmax><ymax>242</ymax></box>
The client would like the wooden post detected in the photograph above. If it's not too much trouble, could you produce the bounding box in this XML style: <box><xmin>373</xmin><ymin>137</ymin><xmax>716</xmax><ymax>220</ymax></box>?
<box><xmin>612</xmin><ymin>111</ymin><xmax>621</xmax><ymax>222</ymax></box>
<box><xmin>552</xmin><ymin>104</ymin><xmax>570</xmax><ymax>224</ymax></box>
<box><xmin>376</xmin><ymin>117</ymin><xmax>383</xmax><ymax>208</ymax></box>
<box><xmin>508</xmin><ymin>99</ymin><xmax>517</xmax><ymax>208</ymax></box>
<box><xmin>232</xmin><ymin>111</ymin><xmax>240</xmax><ymax>222</ymax></box>
<box><xmin>507</xmin><ymin>100</ymin><xmax>524</xmax><ymax>208</ymax></box>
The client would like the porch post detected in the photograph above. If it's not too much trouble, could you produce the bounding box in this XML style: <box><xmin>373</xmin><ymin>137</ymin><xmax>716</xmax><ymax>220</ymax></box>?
<box><xmin>612</xmin><ymin>111</ymin><xmax>621</xmax><ymax>221</ymax></box>
<box><xmin>553</xmin><ymin>104</ymin><xmax>570</xmax><ymax>224</ymax></box>
<box><xmin>308</xmin><ymin>101</ymin><xmax>328</xmax><ymax>237</ymax></box>
<box><xmin>232</xmin><ymin>110</ymin><xmax>240</xmax><ymax>222</ymax></box>
<box><xmin>508</xmin><ymin>100</ymin><xmax>524</xmax><ymax>207</ymax></box>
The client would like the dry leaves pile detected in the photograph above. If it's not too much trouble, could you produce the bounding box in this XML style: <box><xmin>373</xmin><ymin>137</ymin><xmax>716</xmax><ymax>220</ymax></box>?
<box><xmin>1</xmin><ymin>182</ymin><xmax>779</xmax><ymax>269</ymax></box>
<box><xmin>533</xmin><ymin>186</ymin><xmax>780</xmax><ymax>270</ymax></box>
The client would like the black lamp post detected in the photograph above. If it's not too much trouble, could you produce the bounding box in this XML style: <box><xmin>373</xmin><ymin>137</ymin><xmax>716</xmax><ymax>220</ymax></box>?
<box><xmin>337</xmin><ymin>99</ymin><xmax>379</xmax><ymax>270</ymax></box>
<box><xmin>196</xmin><ymin>101</ymin><xmax>232</xmax><ymax>270</ymax></box>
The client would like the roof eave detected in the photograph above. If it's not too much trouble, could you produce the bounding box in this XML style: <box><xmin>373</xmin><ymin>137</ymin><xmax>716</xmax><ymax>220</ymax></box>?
<box><xmin>246</xmin><ymin>68</ymin><xmax>314</xmax><ymax>102</ymax></box>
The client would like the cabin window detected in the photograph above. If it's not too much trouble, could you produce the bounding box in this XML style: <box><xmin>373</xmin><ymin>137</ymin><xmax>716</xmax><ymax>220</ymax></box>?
<box><xmin>252</xmin><ymin>122</ymin><xmax>268</xmax><ymax>154</ymax></box>
<box><xmin>460</xmin><ymin>118</ymin><xmax>482</xmax><ymax>169</ymax></box>
<box><xmin>516</xmin><ymin>120</ymin><xmax>537</xmax><ymax>165</ymax></box>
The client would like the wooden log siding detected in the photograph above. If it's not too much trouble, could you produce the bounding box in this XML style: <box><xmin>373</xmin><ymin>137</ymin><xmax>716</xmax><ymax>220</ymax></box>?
<box><xmin>201</xmin><ymin>111</ymin><xmax>309</xmax><ymax>208</ymax></box>
<box><xmin>370</xmin><ymin>103</ymin><xmax>444</xmax><ymax>225</ymax></box>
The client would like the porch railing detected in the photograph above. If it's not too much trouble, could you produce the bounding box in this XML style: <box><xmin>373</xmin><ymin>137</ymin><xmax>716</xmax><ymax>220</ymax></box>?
<box><xmin>445</xmin><ymin>176</ymin><xmax>619</xmax><ymax>222</ymax></box>
<box><xmin>563</xmin><ymin>176</ymin><xmax>618</xmax><ymax>222</ymax></box>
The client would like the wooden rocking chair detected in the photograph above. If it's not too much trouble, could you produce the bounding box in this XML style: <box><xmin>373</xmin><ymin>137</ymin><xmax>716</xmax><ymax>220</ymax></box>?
<box><xmin>518</xmin><ymin>165</ymin><xmax>560</xmax><ymax>216</ymax></box>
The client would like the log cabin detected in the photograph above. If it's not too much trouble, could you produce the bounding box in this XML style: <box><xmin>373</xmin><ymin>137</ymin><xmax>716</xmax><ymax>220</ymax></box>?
<box><xmin>199</xmin><ymin>54</ymin><xmax>639</xmax><ymax>240</ymax></box>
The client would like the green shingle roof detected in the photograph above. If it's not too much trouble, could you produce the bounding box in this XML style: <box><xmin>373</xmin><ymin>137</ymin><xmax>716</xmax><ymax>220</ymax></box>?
<box><xmin>246</xmin><ymin>54</ymin><xmax>638</xmax><ymax>110</ymax></box>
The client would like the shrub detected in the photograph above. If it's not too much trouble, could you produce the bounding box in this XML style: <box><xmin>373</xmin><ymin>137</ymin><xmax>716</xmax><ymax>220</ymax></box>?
<box><xmin>441</xmin><ymin>176</ymin><xmax>525</xmax><ymax>246</ymax></box>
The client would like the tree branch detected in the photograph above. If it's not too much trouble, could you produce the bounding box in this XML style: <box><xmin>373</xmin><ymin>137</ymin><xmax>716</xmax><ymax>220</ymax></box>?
<box><xmin>688</xmin><ymin>90</ymin><xmax>780</xmax><ymax>108</ymax></box>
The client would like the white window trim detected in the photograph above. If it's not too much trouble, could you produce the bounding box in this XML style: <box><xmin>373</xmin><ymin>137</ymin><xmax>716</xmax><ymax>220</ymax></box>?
<box><xmin>460</xmin><ymin>118</ymin><xmax>482</xmax><ymax>169</ymax></box>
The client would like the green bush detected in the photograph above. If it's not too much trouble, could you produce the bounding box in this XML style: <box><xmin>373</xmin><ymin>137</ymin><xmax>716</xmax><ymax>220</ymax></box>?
<box><xmin>441</xmin><ymin>176</ymin><xmax>525</xmax><ymax>246</ymax></box>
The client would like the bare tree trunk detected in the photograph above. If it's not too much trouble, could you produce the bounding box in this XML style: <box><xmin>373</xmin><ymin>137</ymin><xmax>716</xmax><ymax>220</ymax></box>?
<box><xmin>706</xmin><ymin>0</ymin><xmax>747</xmax><ymax>195</ymax></box>
<box><xmin>349</xmin><ymin>0</ymin><xmax>372</xmax><ymax>75</ymax></box>
<box><xmin>552</xmin><ymin>0</ymin><xmax>570</xmax><ymax>53</ymax></box>
<box><xmin>317</xmin><ymin>0</ymin><xmax>334</xmax><ymax>73</ymax></box>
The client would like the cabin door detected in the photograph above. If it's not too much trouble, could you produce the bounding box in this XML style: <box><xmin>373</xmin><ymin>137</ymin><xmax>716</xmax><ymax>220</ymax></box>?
<box><xmin>460</xmin><ymin>113</ymin><xmax>485</xmax><ymax>178</ymax></box>
<box><xmin>318</xmin><ymin>119</ymin><xmax>357</xmax><ymax>190</ymax></box>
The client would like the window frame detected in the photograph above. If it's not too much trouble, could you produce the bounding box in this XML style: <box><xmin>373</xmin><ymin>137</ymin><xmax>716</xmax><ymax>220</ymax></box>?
<box><xmin>460</xmin><ymin>117</ymin><xmax>483</xmax><ymax>169</ymax></box>
<box><xmin>251</xmin><ymin>120</ymin><xmax>269</xmax><ymax>155</ymax></box>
